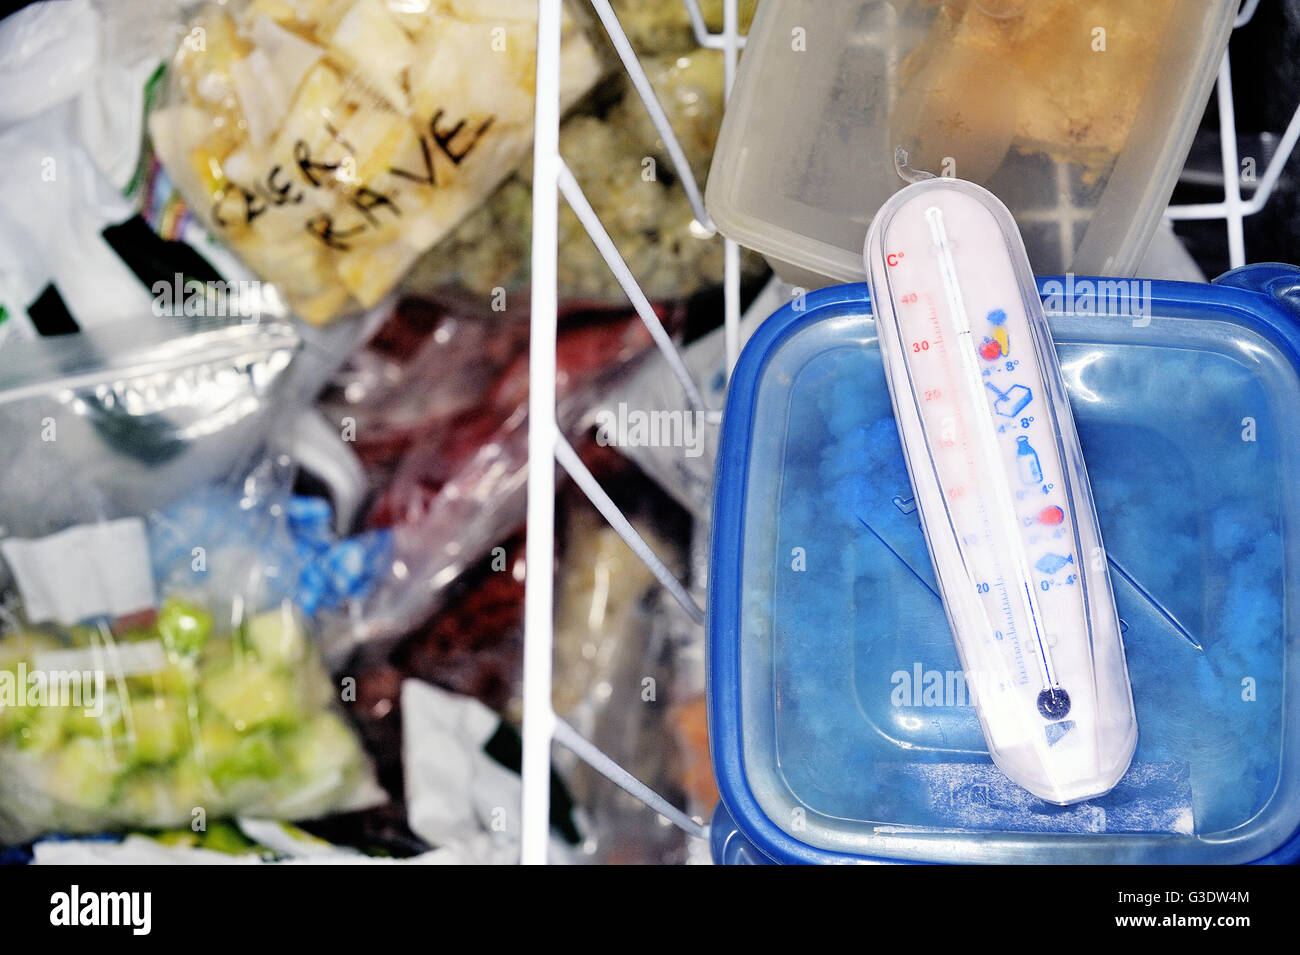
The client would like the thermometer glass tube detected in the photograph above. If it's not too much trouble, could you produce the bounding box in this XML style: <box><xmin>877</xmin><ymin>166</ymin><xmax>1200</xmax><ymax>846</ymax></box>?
<box><xmin>864</xmin><ymin>178</ymin><xmax>1137</xmax><ymax>805</ymax></box>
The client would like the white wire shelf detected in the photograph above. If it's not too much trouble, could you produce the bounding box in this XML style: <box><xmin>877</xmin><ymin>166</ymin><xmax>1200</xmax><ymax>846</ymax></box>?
<box><xmin>522</xmin><ymin>0</ymin><xmax>741</xmax><ymax>865</ymax></box>
<box><xmin>520</xmin><ymin>0</ymin><xmax>1300</xmax><ymax>865</ymax></box>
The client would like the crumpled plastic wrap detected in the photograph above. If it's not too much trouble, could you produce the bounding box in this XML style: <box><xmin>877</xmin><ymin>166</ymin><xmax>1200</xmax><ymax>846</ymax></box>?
<box><xmin>401</xmin><ymin>679</ymin><xmax>580</xmax><ymax>864</ymax></box>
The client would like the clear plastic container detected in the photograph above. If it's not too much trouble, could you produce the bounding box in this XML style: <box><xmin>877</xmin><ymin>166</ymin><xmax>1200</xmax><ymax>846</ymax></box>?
<box><xmin>707</xmin><ymin>264</ymin><xmax>1300</xmax><ymax>864</ymax></box>
<box><xmin>706</xmin><ymin>0</ymin><xmax>1238</xmax><ymax>287</ymax></box>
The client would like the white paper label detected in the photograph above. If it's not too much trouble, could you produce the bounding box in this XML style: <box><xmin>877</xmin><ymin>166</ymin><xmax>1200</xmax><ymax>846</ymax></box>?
<box><xmin>1</xmin><ymin>519</ymin><xmax>156</xmax><ymax>626</ymax></box>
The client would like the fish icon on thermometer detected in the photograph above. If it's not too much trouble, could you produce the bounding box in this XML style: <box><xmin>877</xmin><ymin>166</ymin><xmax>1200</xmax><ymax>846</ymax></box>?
<box><xmin>865</xmin><ymin>178</ymin><xmax>1137</xmax><ymax>805</ymax></box>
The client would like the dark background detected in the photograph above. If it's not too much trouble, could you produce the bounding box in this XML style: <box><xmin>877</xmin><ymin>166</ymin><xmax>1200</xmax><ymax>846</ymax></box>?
<box><xmin>1172</xmin><ymin>1</ymin><xmax>1300</xmax><ymax>276</ymax></box>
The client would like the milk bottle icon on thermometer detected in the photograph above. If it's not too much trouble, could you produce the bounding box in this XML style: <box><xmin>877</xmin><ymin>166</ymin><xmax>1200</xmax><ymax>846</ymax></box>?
<box><xmin>865</xmin><ymin>176</ymin><xmax>1137</xmax><ymax>804</ymax></box>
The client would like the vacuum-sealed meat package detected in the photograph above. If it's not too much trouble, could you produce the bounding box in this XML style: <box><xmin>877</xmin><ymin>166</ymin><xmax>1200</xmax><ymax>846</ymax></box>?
<box><xmin>0</xmin><ymin>318</ymin><xmax>382</xmax><ymax>844</ymax></box>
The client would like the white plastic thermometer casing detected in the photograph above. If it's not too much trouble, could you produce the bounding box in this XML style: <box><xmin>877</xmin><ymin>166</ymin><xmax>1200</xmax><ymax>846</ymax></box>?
<box><xmin>864</xmin><ymin>178</ymin><xmax>1137</xmax><ymax>805</ymax></box>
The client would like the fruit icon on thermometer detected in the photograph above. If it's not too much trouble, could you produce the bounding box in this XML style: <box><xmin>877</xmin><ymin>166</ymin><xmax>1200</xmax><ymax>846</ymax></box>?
<box><xmin>865</xmin><ymin>178</ymin><xmax>1137</xmax><ymax>805</ymax></box>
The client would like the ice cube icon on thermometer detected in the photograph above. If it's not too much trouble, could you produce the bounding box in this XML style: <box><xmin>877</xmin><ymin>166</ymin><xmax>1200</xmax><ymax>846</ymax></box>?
<box><xmin>864</xmin><ymin>178</ymin><xmax>1137</xmax><ymax>805</ymax></box>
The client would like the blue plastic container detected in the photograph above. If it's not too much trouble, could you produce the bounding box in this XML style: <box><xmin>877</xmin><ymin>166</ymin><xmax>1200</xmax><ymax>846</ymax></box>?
<box><xmin>708</xmin><ymin>265</ymin><xmax>1300</xmax><ymax>864</ymax></box>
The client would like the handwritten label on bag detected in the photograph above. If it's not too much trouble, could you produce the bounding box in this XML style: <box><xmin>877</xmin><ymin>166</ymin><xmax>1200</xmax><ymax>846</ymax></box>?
<box><xmin>210</xmin><ymin>108</ymin><xmax>495</xmax><ymax>253</ymax></box>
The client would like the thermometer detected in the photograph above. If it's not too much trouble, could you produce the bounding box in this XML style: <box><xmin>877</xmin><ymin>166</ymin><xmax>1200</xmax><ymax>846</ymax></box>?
<box><xmin>864</xmin><ymin>178</ymin><xmax>1137</xmax><ymax>805</ymax></box>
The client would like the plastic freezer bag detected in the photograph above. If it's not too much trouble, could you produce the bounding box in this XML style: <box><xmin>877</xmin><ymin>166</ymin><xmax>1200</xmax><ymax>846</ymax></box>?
<box><xmin>326</xmin><ymin>303</ymin><xmax>659</xmax><ymax>653</ymax></box>
<box><xmin>148</xmin><ymin>0</ymin><xmax>604</xmax><ymax>325</ymax></box>
<box><xmin>0</xmin><ymin>319</ymin><xmax>380</xmax><ymax>844</ymax></box>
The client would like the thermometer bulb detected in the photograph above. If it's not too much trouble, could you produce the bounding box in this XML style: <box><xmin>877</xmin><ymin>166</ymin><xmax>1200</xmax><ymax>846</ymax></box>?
<box><xmin>1037</xmin><ymin>687</ymin><xmax>1072</xmax><ymax>720</ymax></box>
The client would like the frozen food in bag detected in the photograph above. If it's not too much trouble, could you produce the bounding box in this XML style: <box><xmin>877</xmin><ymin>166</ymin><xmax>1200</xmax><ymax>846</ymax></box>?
<box><xmin>149</xmin><ymin>0</ymin><xmax>604</xmax><ymax>324</ymax></box>
<box><xmin>0</xmin><ymin>317</ymin><xmax>381</xmax><ymax>844</ymax></box>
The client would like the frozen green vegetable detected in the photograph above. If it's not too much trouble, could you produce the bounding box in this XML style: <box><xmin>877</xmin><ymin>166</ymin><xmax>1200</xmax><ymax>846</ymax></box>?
<box><xmin>0</xmin><ymin>596</ymin><xmax>379</xmax><ymax>845</ymax></box>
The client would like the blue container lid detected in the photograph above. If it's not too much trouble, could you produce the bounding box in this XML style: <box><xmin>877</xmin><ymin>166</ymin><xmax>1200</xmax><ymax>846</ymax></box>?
<box><xmin>708</xmin><ymin>265</ymin><xmax>1300</xmax><ymax>864</ymax></box>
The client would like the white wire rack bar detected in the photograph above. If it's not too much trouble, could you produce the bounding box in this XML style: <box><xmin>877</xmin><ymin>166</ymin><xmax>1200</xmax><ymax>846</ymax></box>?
<box><xmin>555</xmin><ymin>434</ymin><xmax>705</xmax><ymax>624</ymax></box>
<box><xmin>721</xmin><ymin>0</ymin><xmax>742</xmax><ymax>373</ymax></box>
<box><xmin>521</xmin><ymin>0</ymin><xmax>1297</xmax><ymax>864</ymax></box>
<box><xmin>1236</xmin><ymin>0</ymin><xmax>1262</xmax><ymax>28</ymax></box>
<box><xmin>554</xmin><ymin>719</ymin><xmax>710</xmax><ymax>838</ymax></box>
<box><xmin>589</xmin><ymin>0</ymin><xmax>712</xmax><ymax>229</ymax></box>
<box><xmin>522</xmin><ymin>0</ymin><xmax>727</xmax><ymax>864</ymax></box>
<box><xmin>557</xmin><ymin>161</ymin><xmax>709</xmax><ymax>416</ymax></box>
<box><xmin>586</xmin><ymin>0</ymin><xmax>743</xmax><ymax>380</ymax></box>
<box><xmin>683</xmin><ymin>0</ymin><xmax>748</xmax><ymax>51</ymax></box>
<box><xmin>520</xmin><ymin>0</ymin><xmax>563</xmax><ymax>867</ymax></box>
<box><xmin>1164</xmin><ymin>1</ymin><xmax>1300</xmax><ymax>269</ymax></box>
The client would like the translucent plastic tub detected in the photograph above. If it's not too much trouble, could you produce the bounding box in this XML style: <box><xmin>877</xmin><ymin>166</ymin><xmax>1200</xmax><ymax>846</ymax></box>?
<box><xmin>707</xmin><ymin>264</ymin><xmax>1300</xmax><ymax>864</ymax></box>
<box><xmin>706</xmin><ymin>0</ymin><xmax>1238</xmax><ymax>287</ymax></box>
